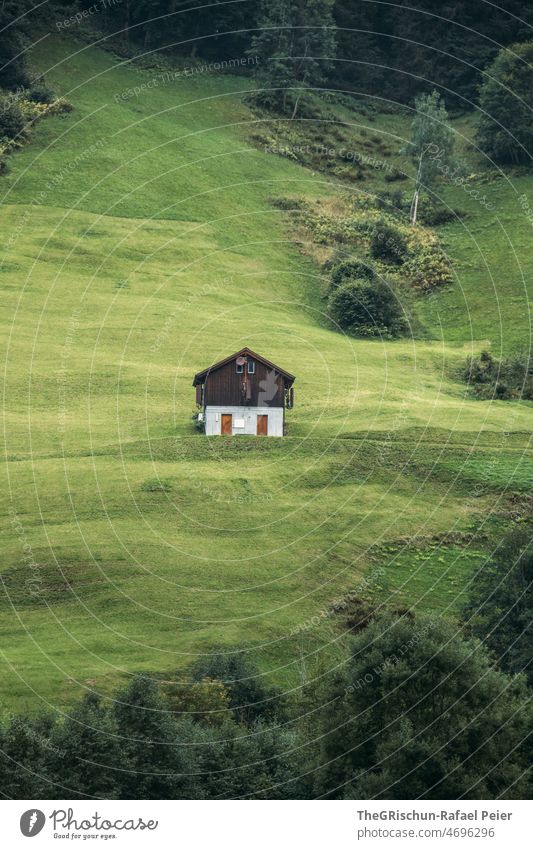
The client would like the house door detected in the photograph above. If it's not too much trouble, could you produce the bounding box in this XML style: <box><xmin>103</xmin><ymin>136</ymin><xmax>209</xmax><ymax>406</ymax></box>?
<box><xmin>257</xmin><ymin>414</ymin><xmax>268</xmax><ymax>436</ymax></box>
<box><xmin>221</xmin><ymin>414</ymin><xmax>232</xmax><ymax>435</ymax></box>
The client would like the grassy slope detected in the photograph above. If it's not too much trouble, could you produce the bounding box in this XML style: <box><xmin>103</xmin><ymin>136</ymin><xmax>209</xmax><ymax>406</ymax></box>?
<box><xmin>0</xmin><ymin>37</ymin><xmax>531</xmax><ymax>711</ymax></box>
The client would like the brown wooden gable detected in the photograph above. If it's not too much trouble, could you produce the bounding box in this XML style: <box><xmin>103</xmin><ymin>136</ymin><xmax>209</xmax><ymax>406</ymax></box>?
<box><xmin>192</xmin><ymin>348</ymin><xmax>295</xmax><ymax>409</ymax></box>
<box><xmin>193</xmin><ymin>348</ymin><xmax>295</xmax><ymax>386</ymax></box>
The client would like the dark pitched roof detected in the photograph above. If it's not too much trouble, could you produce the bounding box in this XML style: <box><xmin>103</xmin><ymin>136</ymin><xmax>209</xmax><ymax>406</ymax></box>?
<box><xmin>192</xmin><ymin>347</ymin><xmax>295</xmax><ymax>386</ymax></box>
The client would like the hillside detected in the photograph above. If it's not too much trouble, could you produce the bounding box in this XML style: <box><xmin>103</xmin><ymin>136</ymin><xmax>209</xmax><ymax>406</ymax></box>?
<box><xmin>1</xmin><ymin>36</ymin><xmax>531</xmax><ymax>712</ymax></box>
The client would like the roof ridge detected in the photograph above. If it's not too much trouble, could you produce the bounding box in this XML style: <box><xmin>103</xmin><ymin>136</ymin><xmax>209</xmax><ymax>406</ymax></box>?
<box><xmin>192</xmin><ymin>348</ymin><xmax>295</xmax><ymax>385</ymax></box>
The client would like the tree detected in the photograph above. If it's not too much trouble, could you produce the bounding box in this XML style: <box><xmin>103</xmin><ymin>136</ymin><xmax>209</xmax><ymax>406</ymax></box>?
<box><xmin>463</xmin><ymin>527</ymin><xmax>533</xmax><ymax>683</ymax></box>
<box><xmin>249</xmin><ymin>0</ymin><xmax>336</xmax><ymax>117</ymax></box>
<box><xmin>402</xmin><ymin>90</ymin><xmax>456</xmax><ymax>224</ymax></box>
<box><xmin>165</xmin><ymin>677</ymin><xmax>232</xmax><ymax>727</ymax></box>
<box><xmin>45</xmin><ymin>692</ymin><xmax>126</xmax><ymax>799</ymax></box>
<box><xmin>0</xmin><ymin>1</ymin><xmax>32</xmax><ymax>90</ymax></box>
<box><xmin>477</xmin><ymin>41</ymin><xmax>533</xmax><ymax>165</ymax></box>
<box><xmin>196</xmin><ymin>720</ymin><xmax>305</xmax><ymax>799</ymax></box>
<box><xmin>190</xmin><ymin>650</ymin><xmax>284</xmax><ymax>725</ymax></box>
<box><xmin>331</xmin><ymin>0</ymin><xmax>533</xmax><ymax>107</ymax></box>
<box><xmin>0</xmin><ymin>98</ymin><xmax>26</xmax><ymax>140</ymax></box>
<box><xmin>113</xmin><ymin>675</ymin><xmax>198</xmax><ymax>799</ymax></box>
<box><xmin>328</xmin><ymin>276</ymin><xmax>407</xmax><ymax>337</ymax></box>
<box><xmin>313</xmin><ymin>613</ymin><xmax>532</xmax><ymax>799</ymax></box>
<box><xmin>0</xmin><ymin>714</ymin><xmax>56</xmax><ymax>799</ymax></box>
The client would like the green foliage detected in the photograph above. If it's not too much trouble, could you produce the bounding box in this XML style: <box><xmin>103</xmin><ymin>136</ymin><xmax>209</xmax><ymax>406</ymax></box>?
<box><xmin>370</xmin><ymin>219</ymin><xmax>408</xmax><ymax>264</ymax></box>
<box><xmin>165</xmin><ymin>677</ymin><xmax>231</xmax><ymax>727</ymax></box>
<box><xmin>28</xmin><ymin>84</ymin><xmax>55</xmax><ymax>104</ymax></box>
<box><xmin>313</xmin><ymin>613</ymin><xmax>532</xmax><ymax>799</ymax></box>
<box><xmin>463</xmin><ymin>528</ymin><xmax>533</xmax><ymax>684</ymax></box>
<box><xmin>328</xmin><ymin>276</ymin><xmax>407</xmax><ymax>337</ymax></box>
<box><xmin>402</xmin><ymin>91</ymin><xmax>457</xmax><ymax>224</ymax></box>
<box><xmin>191</xmin><ymin>650</ymin><xmax>283</xmax><ymax>725</ymax></box>
<box><xmin>113</xmin><ymin>675</ymin><xmax>197</xmax><ymax>799</ymax></box>
<box><xmin>477</xmin><ymin>41</ymin><xmax>533</xmax><ymax>164</ymax></box>
<box><xmin>330</xmin><ymin>258</ymin><xmax>375</xmax><ymax>289</ymax></box>
<box><xmin>76</xmin><ymin>0</ymin><xmax>259</xmax><ymax>61</ymax></box>
<box><xmin>464</xmin><ymin>350</ymin><xmax>533</xmax><ymax>399</ymax></box>
<box><xmin>403</xmin><ymin>246</ymin><xmax>453</xmax><ymax>292</ymax></box>
<box><xmin>0</xmin><ymin>712</ymin><xmax>57</xmax><ymax>798</ymax></box>
<box><xmin>0</xmin><ymin>616</ymin><xmax>531</xmax><ymax>799</ymax></box>
<box><xmin>0</xmin><ymin>2</ymin><xmax>31</xmax><ymax>90</ymax></box>
<box><xmin>249</xmin><ymin>0</ymin><xmax>336</xmax><ymax>116</ymax></box>
<box><xmin>0</xmin><ymin>97</ymin><xmax>26</xmax><ymax>140</ymax></box>
<box><xmin>332</xmin><ymin>1</ymin><xmax>533</xmax><ymax>106</ymax></box>
<box><xmin>45</xmin><ymin>692</ymin><xmax>125</xmax><ymax>799</ymax></box>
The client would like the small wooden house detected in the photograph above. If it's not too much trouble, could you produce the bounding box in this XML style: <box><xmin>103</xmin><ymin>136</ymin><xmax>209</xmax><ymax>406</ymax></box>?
<box><xmin>193</xmin><ymin>347</ymin><xmax>295</xmax><ymax>436</ymax></box>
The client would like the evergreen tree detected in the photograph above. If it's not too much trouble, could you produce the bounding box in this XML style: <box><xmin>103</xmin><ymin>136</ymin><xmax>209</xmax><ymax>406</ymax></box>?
<box><xmin>477</xmin><ymin>41</ymin><xmax>533</xmax><ymax>165</ymax></box>
<box><xmin>249</xmin><ymin>0</ymin><xmax>336</xmax><ymax>117</ymax></box>
<box><xmin>314</xmin><ymin>613</ymin><xmax>532</xmax><ymax>799</ymax></box>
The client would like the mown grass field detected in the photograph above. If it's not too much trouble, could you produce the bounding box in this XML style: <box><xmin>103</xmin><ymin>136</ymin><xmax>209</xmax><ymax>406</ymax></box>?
<box><xmin>0</xmin><ymin>36</ymin><xmax>531</xmax><ymax>712</ymax></box>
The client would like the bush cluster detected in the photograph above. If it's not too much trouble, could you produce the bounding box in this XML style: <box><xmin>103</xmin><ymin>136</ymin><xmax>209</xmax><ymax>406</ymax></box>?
<box><xmin>463</xmin><ymin>350</ymin><xmax>533</xmax><ymax>400</ymax></box>
<box><xmin>327</xmin><ymin>260</ymin><xmax>407</xmax><ymax>337</ymax></box>
<box><xmin>370</xmin><ymin>219</ymin><xmax>408</xmax><ymax>264</ymax></box>
<box><xmin>0</xmin><ymin>97</ymin><xmax>26</xmax><ymax>139</ymax></box>
<box><xmin>298</xmin><ymin>197</ymin><xmax>454</xmax><ymax>292</ymax></box>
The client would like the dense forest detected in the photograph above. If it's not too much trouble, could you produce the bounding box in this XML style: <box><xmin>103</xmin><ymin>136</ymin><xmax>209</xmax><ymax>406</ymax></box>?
<box><xmin>3</xmin><ymin>0</ymin><xmax>533</xmax><ymax>105</ymax></box>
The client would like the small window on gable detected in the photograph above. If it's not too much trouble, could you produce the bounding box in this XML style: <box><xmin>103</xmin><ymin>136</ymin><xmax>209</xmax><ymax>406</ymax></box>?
<box><xmin>236</xmin><ymin>362</ymin><xmax>244</xmax><ymax>374</ymax></box>
<box><xmin>247</xmin><ymin>360</ymin><xmax>255</xmax><ymax>374</ymax></box>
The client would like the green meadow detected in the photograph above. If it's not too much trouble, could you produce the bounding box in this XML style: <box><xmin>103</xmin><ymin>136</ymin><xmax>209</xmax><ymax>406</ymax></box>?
<box><xmin>0</xmin><ymin>36</ymin><xmax>531</xmax><ymax>712</ymax></box>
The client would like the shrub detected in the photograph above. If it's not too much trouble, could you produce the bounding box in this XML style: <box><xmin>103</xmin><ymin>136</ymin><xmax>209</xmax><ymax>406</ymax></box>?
<box><xmin>46</xmin><ymin>97</ymin><xmax>74</xmax><ymax>116</ymax></box>
<box><xmin>403</xmin><ymin>247</ymin><xmax>453</xmax><ymax>291</ymax></box>
<box><xmin>328</xmin><ymin>277</ymin><xmax>407</xmax><ymax>337</ymax></box>
<box><xmin>190</xmin><ymin>650</ymin><xmax>284</xmax><ymax>725</ymax></box>
<box><xmin>370</xmin><ymin>219</ymin><xmax>408</xmax><ymax>264</ymax></box>
<box><xmin>384</xmin><ymin>168</ymin><xmax>408</xmax><ymax>182</ymax></box>
<box><xmin>330</xmin><ymin>258</ymin><xmax>375</xmax><ymax>289</ymax></box>
<box><xmin>269</xmin><ymin>196</ymin><xmax>305</xmax><ymax>211</ymax></box>
<box><xmin>417</xmin><ymin>200</ymin><xmax>460</xmax><ymax>226</ymax></box>
<box><xmin>376</xmin><ymin>189</ymin><xmax>406</xmax><ymax>214</ymax></box>
<box><xmin>463</xmin><ymin>350</ymin><xmax>533</xmax><ymax>399</ymax></box>
<box><xmin>28</xmin><ymin>84</ymin><xmax>54</xmax><ymax>104</ymax></box>
<box><xmin>464</xmin><ymin>350</ymin><xmax>496</xmax><ymax>385</ymax></box>
<box><xmin>0</xmin><ymin>98</ymin><xmax>25</xmax><ymax>139</ymax></box>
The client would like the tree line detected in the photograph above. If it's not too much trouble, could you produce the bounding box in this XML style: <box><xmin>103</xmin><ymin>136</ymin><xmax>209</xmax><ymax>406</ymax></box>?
<box><xmin>3</xmin><ymin>2</ymin><xmax>533</xmax><ymax>166</ymax></box>
<box><xmin>1</xmin><ymin>527</ymin><xmax>531</xmax><ymax>800</ymax></box>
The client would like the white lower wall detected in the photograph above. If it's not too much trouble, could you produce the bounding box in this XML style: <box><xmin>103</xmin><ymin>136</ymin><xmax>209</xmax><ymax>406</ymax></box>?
<box><xmin>205</xmin><ymin>406</ymin><xmax>284</xmax><ymax>437</ymax></box>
